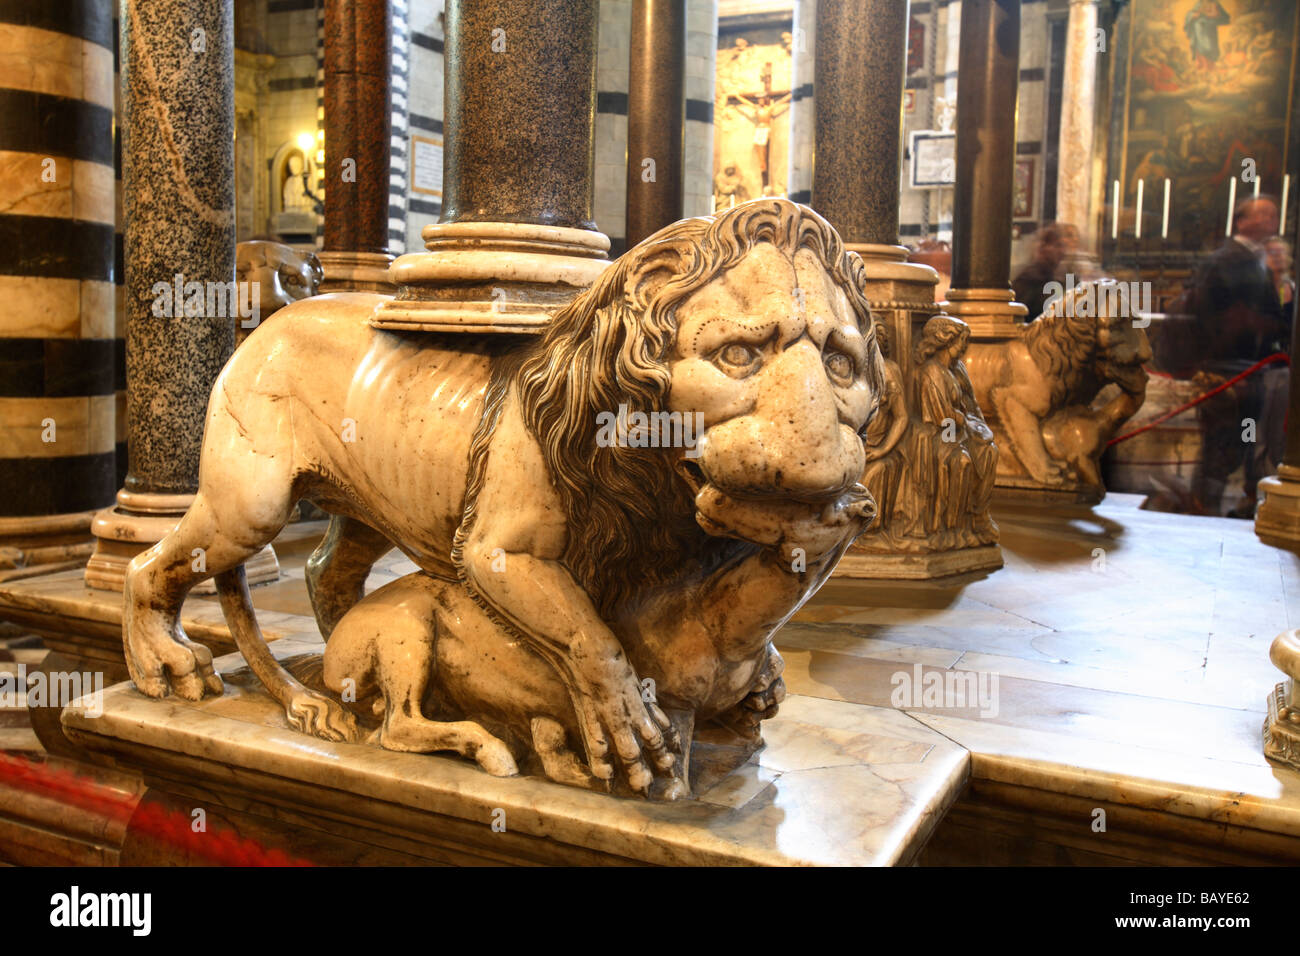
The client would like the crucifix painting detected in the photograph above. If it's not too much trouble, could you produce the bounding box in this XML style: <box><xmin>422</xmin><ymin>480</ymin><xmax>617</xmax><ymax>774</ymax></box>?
<box><xmin>714</xmin><ymin>27</ymin><xmax>794</xmax><ymax>207</ymax></box>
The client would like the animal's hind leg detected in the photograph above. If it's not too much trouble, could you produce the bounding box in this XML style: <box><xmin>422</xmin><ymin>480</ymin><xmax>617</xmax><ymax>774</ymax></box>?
<box><xmin>125</xmin><ymin>392</ymin><xmax>298</xmax><ymax>701</ymax></box>
<box><xmin>305</xmin><ymin>515</ymin><xmax>393</xmax><ymax>638</ymax></box>
<box><xmin>125</xmin><ymin>488</ymin><xmax>290</xmax><ymax>700</ymax></box>
<box><xmin>323</xmin><ymin>574</ymin><xmax>517</xmax><ymax>775</ymax></box>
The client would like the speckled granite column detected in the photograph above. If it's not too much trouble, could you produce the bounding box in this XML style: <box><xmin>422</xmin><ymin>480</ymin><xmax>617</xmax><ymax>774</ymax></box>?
<box><xmin>941</xmin><ymin>0</ymin><xmax>1027</xmax><ymax>338</ymax></box>
<box><xmin>812</xmin><ymin>0</ymin><xmax>906</xmax><ymax>249</ymax></box>
<box><xmin>88</xmin><ymin>0</ymin><xmax>275</xmax><ymax>590</ymax></box>
<box><xmin>625</xmin><ymin>0</ymin><xmax>685</xmax><ymax>247</ymax></box>
<box><xmin>375</xmin><ymin>0</ymin><xmax>610</xmax><ymax>333</ymax></box>
<box><xmin>816</xmin><ymin>0</ymin><xmax>1003</xmax><ymax>582</ymax></box>
<box><xmin>318</xmin><ymin>0</ymin><xmax>394</xmax><ymax>293</ymax></box>
<box><xmin>442</xmin><ymin>0</ymin><xmax>598</xmax><ymax>229</ymax></box>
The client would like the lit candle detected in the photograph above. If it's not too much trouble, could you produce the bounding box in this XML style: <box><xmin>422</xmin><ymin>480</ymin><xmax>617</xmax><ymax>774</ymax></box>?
<box><xmin>1161</xmin><ymin>178</ymin><xmax>1170</xmax><ymax>239</ymax></box>
<box><xmin>1283</xmin><ymin>175</ymin><xmax>1291</xmax><ymax>237</ymax></box>
<box><xmin>1112</xmin><ymin>179</ymin><xmax>1120</xmax><ymax>239</ymax></box>
<box><xmin>1226</xmin><ymin>176</ymin><xmax>1236</xmax><ymax>236</ymax></box>
<box><xmin>1135</xmin><ymin>179</ymin><xmax>1144</xmax><ymax>239</ymax></box>
<box><xmin>1254</xmin><ymin>176</ymin><xmax>1261</xmax><ymax>199</ymax></box>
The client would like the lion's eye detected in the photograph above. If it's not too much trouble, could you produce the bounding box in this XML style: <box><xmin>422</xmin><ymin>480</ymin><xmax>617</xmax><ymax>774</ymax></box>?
<box><xmin>714</xmin><ymin>343</ymin><xmax>760</xmax><ymax>377</ymax></box>
<box><xmin>824</xmin><ymin>350</ymin><xmax>854</xmax><ymax>384</ymax></box>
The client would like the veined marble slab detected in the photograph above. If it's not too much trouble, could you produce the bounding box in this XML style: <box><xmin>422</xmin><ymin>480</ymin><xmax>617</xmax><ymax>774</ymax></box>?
<box><xmin>61</xmin><ymin>638</ymin><xmax>969</xmax><ymax>867</ymax></box>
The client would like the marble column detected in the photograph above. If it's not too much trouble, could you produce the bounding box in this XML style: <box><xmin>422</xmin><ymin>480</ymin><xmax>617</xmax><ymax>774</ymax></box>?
<box><xmin>0</xmin><ymin>1</ymin><xmax>117</xmax><ymax>581</ymax></box>
<box><xmin>87</xmin><ymin>0</ymin><xmax>276</xmax><ymax>590</ymax></box>
<box><xmin>1055</xmin><ymin>0</ymin><xmax>1098</xmax><ymax>249</ymax></box>
<box><xmin>317</xmin><ymin>0</ymin><xmax>395</xmax><ymax>293</ymax></box>
<box><xmin>814</xmin><ymin>0</ymin><xmax>1002</xmax><ymax>580</ymax></box>
<box><xmin>941</xmin><ymin>0</ymin><xmax>1028</xmax><ymax>336</ymax></box>
<box><xmin>625</xmin><ymin>0</ymin><xmax>685</xmax><ymax>247</ymax></box>
<box><xmin>374</xmin><ymin>0</ymin><xmax>610</xmax><ymax>333</ymax></box>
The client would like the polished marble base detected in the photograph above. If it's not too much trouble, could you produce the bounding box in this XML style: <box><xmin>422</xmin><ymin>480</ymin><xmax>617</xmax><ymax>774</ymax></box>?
<box><xmin>835</xmin><ymin>544</ymin><xmax>1003</xmax><ymax>580</ymax></box>
<box><xmin>60</xmin><ymin>638</ymin><xmax>968</xmax><ymax>866</ymax></box>
<box><xmin>86</xmin><ymin>491</ymin><xmax>279</xmax><ymax>593</ymax></box>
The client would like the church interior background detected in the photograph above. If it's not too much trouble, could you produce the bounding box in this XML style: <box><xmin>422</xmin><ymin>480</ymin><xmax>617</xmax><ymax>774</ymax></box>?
<box><xmin>2</xmin><ymin>0</ymin><xmax>1300</xmax><ymax>880</ymax></box>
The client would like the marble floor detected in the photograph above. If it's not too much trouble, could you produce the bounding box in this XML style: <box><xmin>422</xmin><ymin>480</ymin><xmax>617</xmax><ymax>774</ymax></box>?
<box><xmin>240</xmin><ymin>496</ymin><xmax>1300</xmax><ymax>850</ymax></box>
<box><xmin>4</xmin><ymin>493</ymin><xmax>1300</xmax><ymax>863</ymax></box>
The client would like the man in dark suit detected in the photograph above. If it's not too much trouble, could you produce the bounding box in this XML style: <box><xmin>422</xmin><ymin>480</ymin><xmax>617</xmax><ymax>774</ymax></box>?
<box><xmin>1193</xmin><ymin>196</ymin><xmax>1290</xmax><ymax>516</ymax></box>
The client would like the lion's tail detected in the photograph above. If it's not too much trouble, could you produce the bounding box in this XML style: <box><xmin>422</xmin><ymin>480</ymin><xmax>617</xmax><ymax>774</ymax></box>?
<box><xmin>215</xmin><ymin>566</ymin><xmax>358</xmax><ymax>741</ymax></box>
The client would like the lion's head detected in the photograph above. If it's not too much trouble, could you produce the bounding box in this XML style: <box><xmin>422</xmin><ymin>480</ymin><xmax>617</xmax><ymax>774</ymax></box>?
<box><xmin>1025</xmin><ymin>278</ymin><xmax>1151</xmax><ymax>407</ymax></box>
<box><xmin>508</xmin><ymin>199</ymin><xmax>884</xmax><ymax>615</ymax></box>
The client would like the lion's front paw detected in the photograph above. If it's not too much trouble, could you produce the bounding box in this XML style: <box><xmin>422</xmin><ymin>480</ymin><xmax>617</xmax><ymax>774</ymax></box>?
<box><xmin>124</xmin><ymin>609</ymin><xmax>224</xmax><ymax>702</ymax></box>
<box><xmin>286</xmin><ymin>690</ymin><xmax>360</xmax><ymax>742</ymax></box>
<box><xmin>570</xmin><ymin>664</ymin><xmax>682</xmax><ymax>797</ymax></box>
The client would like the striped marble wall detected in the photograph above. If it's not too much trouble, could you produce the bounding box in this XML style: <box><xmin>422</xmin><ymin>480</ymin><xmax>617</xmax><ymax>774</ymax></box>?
<box><xmin>0</xmin><ymin>0</ymin><xmax>119</xmax><ymax>577</ymax></box>
<box><xmin>388</xmin><ymin>0</ymin><xmax>410</xmax><ymax>254</ymax></box>
<box><xmin>404</xmin><ymin>0</ymin><xmax>444</xmax><ymax>251</ymax></box>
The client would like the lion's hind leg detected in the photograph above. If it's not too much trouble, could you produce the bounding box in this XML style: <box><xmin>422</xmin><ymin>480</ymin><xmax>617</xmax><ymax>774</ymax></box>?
<box><xmin>530</xmin><ymin>716</ymin><xmax>602</xmax><ymax>790</ymax></box>
<box><xmin>323</xmin><ymin>573</ymin><xmax>517</xmax><ymax>776</ymax></box>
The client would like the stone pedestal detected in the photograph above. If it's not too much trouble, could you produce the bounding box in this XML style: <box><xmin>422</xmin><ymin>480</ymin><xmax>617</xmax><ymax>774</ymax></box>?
<box><xmin>86</xmin><ymin>491</ymin><xmax>277</xmax><ymax>593</ymax></box>
<box><xmin>1258</xmin><ymin>466</ymin><xmax>1300</xmax><ymax>549</ymax></box>
<box><xmin>59</xmin><ymin>637</ymin><xmax>967</xmax><ymax>866</ymax></box>
<box><xmin>316</xmin><ymin>250</ymin><xmax>395</xmax><ymax>295</ymax></box>
<box><xmin>372</xmin><ymin>0</ymin><xmax>610</xmax><ymax>334</ymax></box>
<box><xmin>88</xmin><ymin>0</ymin><xmax>276</xmax><ymax>590</ymax></box>
<box><xmin>836</xmin><ymin>247</ymin><xmax>1004</xmax><ymax>580</ymax></box>
<box><xmin>1264</xmin><ymin>629</ymin><xmax>1300</xmax><ymax>771</ymax></box>
<box><xmin>941</xmin><ymin>288</ymin><xmax>1030</xmax><ymax>340</ymax></box>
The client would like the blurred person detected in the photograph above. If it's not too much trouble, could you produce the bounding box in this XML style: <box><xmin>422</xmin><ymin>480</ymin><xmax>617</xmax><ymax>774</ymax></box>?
<box><xmin>1191</xmin><ymin>195</ymin><xmax>1289</xmax><ymax>516</ymax></box>
<box><xmin>1012</xmin><ymin>222</ymin><xmax>1077</xmax><ymax>319</ymax></box>
<box><xmin>1265</xmin><ymin>236</ymin><xmax>1295</xmax><ymax>310</ymax></box>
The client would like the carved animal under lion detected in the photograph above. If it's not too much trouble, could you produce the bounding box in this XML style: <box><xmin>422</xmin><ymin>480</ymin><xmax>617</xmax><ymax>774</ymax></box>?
<box><xmin>964</xmin><ymin>278</ymin><xmax>1151</xmax><ymax>500</ymax></box>
<box><xmin>123</xmin><ymin>200</ymin><xmax>885</xmax><ymax>800</ymax></box>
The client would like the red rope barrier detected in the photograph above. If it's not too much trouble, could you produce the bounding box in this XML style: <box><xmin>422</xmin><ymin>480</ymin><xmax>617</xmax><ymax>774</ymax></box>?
<box><xmin>0</xmin><ymin>751</ymin><xmax>313</xmax><ymax>866</ymax></box>
<box><xmin>1107</xmin><ymin>352</ymin><xmax>1291</xmax><ymax>447</ymax></box>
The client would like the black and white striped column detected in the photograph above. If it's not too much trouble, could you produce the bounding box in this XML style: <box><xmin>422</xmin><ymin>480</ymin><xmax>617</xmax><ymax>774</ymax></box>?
<box><xmin>0</xmin><ymin>0</ymin><xmax>118</xmax><ymax>580</ymax></box>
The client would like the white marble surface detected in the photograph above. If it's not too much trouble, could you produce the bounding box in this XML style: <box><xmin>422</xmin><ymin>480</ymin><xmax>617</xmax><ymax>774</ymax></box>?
<box><xmin>62</xmin><ymin>638</ymin><xmax>968</xmax><ymax>866</ymax></box>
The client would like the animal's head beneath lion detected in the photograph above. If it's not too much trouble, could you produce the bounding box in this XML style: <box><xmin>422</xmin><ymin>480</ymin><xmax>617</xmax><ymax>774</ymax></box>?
<box><xmin>1028</xmin><ymin>278</ymin><xmax>1152</xmax><ymax>406</ymax></box>
<box><xmin>512</xmin><ymin>199</ymin><xmax>884</xmax><ymax>614</ymax></box>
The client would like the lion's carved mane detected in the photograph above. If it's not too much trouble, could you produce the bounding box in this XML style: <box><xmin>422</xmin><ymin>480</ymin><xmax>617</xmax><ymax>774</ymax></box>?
<box><xmin>1022</xmin><ymin>286</ymin><xmax>1106</xmax><ymax>409</ymax></box>
<box><xmin>454</xmin><ymin>199</ymin><xmax>884</xmax><ymax>617</ymax></box>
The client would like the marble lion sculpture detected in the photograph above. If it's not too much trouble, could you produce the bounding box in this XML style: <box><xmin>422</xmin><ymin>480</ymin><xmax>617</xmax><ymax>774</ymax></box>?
<box><xmin>123</xmin><ymin>198</ymin><xmax>884</xmax><ymax>799</ymax></box>
<box><xmin>965</xmin><ymin>278</ymin><xmax>1151</xmax><ymax>490</ymax></box>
